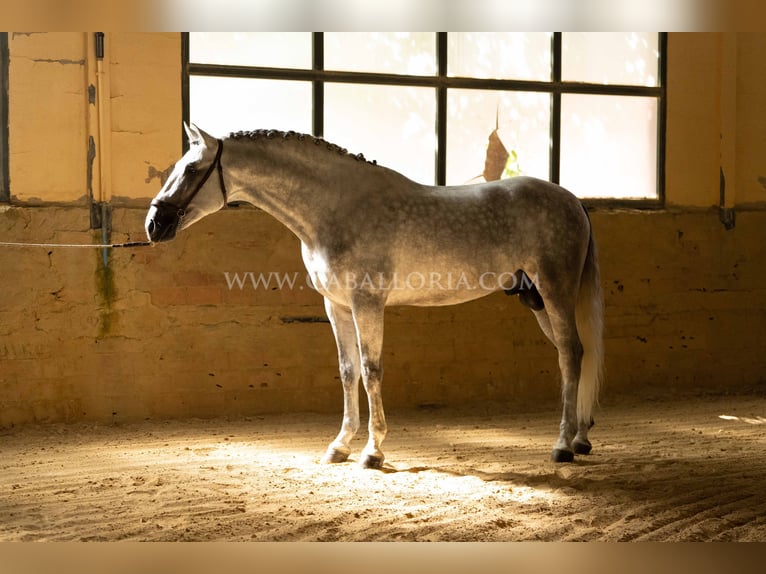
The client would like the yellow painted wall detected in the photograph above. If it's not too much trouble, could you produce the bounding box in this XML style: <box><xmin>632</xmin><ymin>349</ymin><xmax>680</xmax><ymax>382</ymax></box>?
<box><xmin>7</xmin><ymin>32</ymin><xmax>179</xmax><ymax>205</ymax></box>
<box><xmin>1</xmin><ymin>33</ymin><xmax>765</xmax><ymax>426</ymax></box>
<box><xmin>665</xmin><ymin>33</ymin><xmax>721</xmax><ymax>207</ymax></box>
<box><xmin>735</xmin><ymin>33</ymin><xmax>766</xmax><ymax>206</ymax></box>
<box><xmin>9</xmin><ymin>33</ymin><xmax>88</xmax><ymax>203</ymax></box>
<box><xmin>108</xmin><ymin>33</ymin><xmax>181</xmax><ymax>203</ymax></box>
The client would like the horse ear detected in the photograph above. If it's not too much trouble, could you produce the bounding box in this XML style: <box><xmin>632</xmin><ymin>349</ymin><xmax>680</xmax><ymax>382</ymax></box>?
<box><xmin>184</xmin><ymin>122</ymin><xmax>201</xmax><ymax>145</ymax></box>
<box><xmin>188</xmin><ymin>123</ymin><xmax>217</xmax><ymax>148</ymax></box>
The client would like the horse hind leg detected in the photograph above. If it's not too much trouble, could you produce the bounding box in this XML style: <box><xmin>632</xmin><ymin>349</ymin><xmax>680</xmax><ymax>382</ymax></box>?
<box><xmin>531</xmin><ymin>297</ymin><xmax>596</xmax><ymax>453</ymax></box>
<box><xmin>524</xmin><ymin>289</ymin><xmax>596</xmax><ymax>458</ymax></box>
<box><xmin>321</xmin><ymin>298</ymin><xmax>361</xmax><ymax>464</ymax></box>
<box><xmin>573</xmin><ymin>418</ymin><xmax>595</xmax><ymax>455</ymax></box>
<box><xmin>530</xmin><ymin>300</ymin><xmax>556</xmax><ymax>349</ymax></box>
<box><xmin>506</xmin><ymin>270</ymin><xmax>553</xmax><ymax>346</ymax></box>
<box><xmin>544</xmin><ymin>300</ymin><xmax>584</xmax><ymax>463</ymax></box>
<box><xmin>519</xmin><ymin>272</ymin><xmax>595</xmax><ymax>457</ymax></box>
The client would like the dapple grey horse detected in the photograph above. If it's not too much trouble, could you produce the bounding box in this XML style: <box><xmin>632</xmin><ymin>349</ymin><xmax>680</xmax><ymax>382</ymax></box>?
<box><xmin>146</xmin><ymin>124</ymin><xmax>603</xmax><ymax>468</ymax></box>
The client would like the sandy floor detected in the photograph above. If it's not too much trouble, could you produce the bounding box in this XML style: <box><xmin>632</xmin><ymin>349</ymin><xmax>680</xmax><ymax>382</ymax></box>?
<box><xmin>1</xmin><ymin>391</ymin><xmax>765</xmax><ymax>541</ymax></box>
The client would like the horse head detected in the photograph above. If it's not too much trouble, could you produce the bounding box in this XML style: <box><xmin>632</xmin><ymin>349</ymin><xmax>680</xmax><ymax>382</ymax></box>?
<box><xmin>145</xmin><ymin>123</ymin><xmax>227</xmax><ymax>242</ymax></box>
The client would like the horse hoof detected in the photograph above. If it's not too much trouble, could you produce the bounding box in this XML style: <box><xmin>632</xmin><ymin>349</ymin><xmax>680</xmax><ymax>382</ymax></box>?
<box><xmin>573</xmin><ymin>439</ymin><xmax>592</xmax><ymax>455</ymax></box>
<box><xmin>360</xmin><ymin>454</ymin><xmax>384</xmax><ymax>469</ymax></box>
<box><xmin>551</xmin><ymin>448</ymin><xmax>575</xmax><ymax>463</ymax></box>
<box><xmin>321</xmin><ymin>448</ymin><xmax>350</xmax><ymax>464</ymax></box>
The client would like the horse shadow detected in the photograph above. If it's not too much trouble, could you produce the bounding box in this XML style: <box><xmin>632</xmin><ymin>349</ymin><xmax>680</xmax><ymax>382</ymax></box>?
<box><xmin>374</xmin><ymin>458</ymin><xmax>603</xmax><ymax>492</ymax></box>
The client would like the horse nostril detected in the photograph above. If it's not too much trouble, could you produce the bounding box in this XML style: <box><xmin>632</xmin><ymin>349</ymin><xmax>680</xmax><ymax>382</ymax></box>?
<box><xmin>146</xmin><ymin>220</ymin><xmax>156</xmax><ymax>235</ymax></box>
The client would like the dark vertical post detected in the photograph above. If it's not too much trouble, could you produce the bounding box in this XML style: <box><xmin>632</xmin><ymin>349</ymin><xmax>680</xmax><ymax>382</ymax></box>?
<box><xmin>181</xmin><ymin>33</ymin><xmax>190</xmax><ymax>153</ymax></box>
<box><xmin>94</xmin><ymin>32</ymin><xmax>105</xmax><ymax>59</ymax></box>
<box><xmin>312</xmin><ymin>32</ymin><xmax>324</xmax><ymax>138</ymax></box>
<box><xmin>657</xmin><ymin>32</ymin><xmax>667</xmax><ymax>204</ymax></box>
<box><xmin>94</xmin><ymin>32</ymin><xmax>110</xmax><ymax>266</ymax></box>
<box><xmin>0</xmin><ymin>33</ymin><xmax>9</xmax><ymax>202</ymax></box>
<box><xmin>550</xmin><ymin>32</ymin><xmax>562</xmax><ymax>185</ymax></box>
<box><xmin>436</xmin><ymin>32</ymin><xmax>448</xmax><ymax>186</ymax></box>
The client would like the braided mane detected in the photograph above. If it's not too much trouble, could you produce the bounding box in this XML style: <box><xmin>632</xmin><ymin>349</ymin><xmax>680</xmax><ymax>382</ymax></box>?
<box><xmin>228</xmin><ymin>129</ymin><xmax>378</xmax><ymax>166</ymax></box>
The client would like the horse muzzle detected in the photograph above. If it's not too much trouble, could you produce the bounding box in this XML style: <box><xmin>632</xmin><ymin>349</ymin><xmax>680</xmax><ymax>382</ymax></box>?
<box><xmin>145</xmin><ymin>203</ymin><xmax>182</xmax><ymax>242</ymax></box>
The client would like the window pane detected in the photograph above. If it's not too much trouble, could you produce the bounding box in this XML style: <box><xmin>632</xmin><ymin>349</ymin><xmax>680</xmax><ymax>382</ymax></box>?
<box><xmin>446</xmin><ymin>90</ymin><xmax>550</xmax><ymax>185</ymax></box>
<box><xmin>324</xmin><ymin>84</ymin><xmax>436</xmax><ymax>184</ymax></box>
<box><xmin>448</xmin><ymin>33</ymin><xmax>552</xmax><ymax>81</ymax></box>
<box><xmin>324</xmin><ymin>33</ymin><xmax>436</xmax><ymax>75</ymax></box>
<box><xmin>189</xmin><ymin>32</ymin><xmax>312</xmax><ymax>69</ymax></box>
<box><xmin>190</xmin><ymin>76</ymin><xmax>312</xmax><ymax>138</ymax></box>
<box><xmin>562</xmin><ymin>33</ymin><xmax>659</xmax><ymax>86</ymax></box>
<box><xmin>560</xmin><ymin>94</ymin><xmax>658</xmax><ymax>199</ymax></box>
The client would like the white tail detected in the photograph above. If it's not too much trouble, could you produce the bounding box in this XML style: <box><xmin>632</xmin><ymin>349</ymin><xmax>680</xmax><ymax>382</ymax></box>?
<box><xmin>575</xmin><ymin>230</ymin><xmax>604</xmax><ymax>427</ymax></box>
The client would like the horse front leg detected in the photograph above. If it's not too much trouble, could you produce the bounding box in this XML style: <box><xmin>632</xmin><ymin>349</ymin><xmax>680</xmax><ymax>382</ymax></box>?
<box><xmin>321</xmin><ymin>298</ymin><xmax>361</xmax><ymax>464</ymax></box>
<box><xmin>350</xmin><ymin>294</ymin><xmax>387</xmax><ymax>469</ymax></box>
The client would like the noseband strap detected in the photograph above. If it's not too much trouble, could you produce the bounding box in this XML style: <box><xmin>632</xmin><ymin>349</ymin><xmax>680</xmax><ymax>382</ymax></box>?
<box><xmin>151</xmin><ymin>138</ymin><xmax>227</xmax><ymax>216</ymax></box>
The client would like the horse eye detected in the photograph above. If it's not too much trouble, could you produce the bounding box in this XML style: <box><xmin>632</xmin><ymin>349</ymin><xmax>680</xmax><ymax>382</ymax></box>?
<box><xmin>185</xmin><ymin>165</ymin><xmax>198</xmax><ymax>176</ymax></box>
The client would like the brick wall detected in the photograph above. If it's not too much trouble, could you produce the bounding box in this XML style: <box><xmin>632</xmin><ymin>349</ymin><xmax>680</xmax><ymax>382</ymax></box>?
<box><xmin>1</xmin><ymin>205</ymin><xmax>764</xmax><ymax>426</ymax></box>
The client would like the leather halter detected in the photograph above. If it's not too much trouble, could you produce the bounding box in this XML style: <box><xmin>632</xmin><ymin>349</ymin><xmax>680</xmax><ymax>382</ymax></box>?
<box><xmin>151</xmin><ymin>138</ymin><xmax>227</xmax><ymax>216</ymax></box>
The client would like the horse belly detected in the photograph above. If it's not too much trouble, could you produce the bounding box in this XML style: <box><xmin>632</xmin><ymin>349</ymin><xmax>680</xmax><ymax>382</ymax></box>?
<box><xmin>384</xmin><ymin>279</ymin><xmax>497</xmax><ymax>306</ymax></box>
<box><xmin>304</xmin><ymin>254</ymin><xmax>507</xmax><ymax>307</ymax></box>
<box><xmin>380</xmin><ymin>258</ymin><xmax>512</xmax><ymax>306</ymax></box>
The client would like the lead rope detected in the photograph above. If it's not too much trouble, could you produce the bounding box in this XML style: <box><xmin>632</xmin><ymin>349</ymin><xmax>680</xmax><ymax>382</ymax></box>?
<box><xmin>0</xmin><ymin>240</ymin><xmax>152</xmax><ymax>249</ymax></box>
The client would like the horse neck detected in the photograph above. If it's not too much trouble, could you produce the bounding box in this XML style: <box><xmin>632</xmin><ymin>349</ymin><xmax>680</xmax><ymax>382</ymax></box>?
<box><xmin>222</xmin><ymin>137</ymin><xmax>349</xmax><ymax>246</ymax></box>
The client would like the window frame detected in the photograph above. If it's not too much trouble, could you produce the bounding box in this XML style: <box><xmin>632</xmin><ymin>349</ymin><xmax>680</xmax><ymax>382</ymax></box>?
<box><xmin>183</xmin><ymin>32</ymin><xmax>666</xmax><ymax>207</ymax></box>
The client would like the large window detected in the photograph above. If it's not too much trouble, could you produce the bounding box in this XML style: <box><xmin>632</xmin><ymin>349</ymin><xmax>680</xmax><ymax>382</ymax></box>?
<box><xmin>185</xmin><ymin>32</ymin><xmax>665</xmax><ymax>202</ymax></box>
